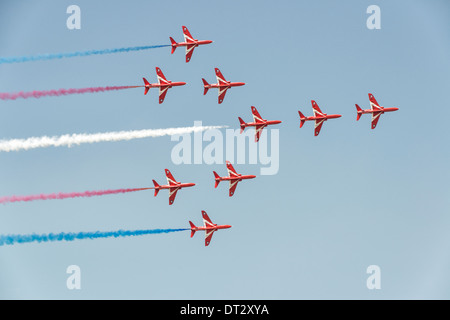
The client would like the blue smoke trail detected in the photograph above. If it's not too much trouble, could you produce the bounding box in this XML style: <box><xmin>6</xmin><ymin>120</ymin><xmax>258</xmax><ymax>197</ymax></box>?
<box><xmin>0</xmin><ymin>228</ymin><xmax>188</xmax><ymax>246</ymax></box>
<box><xmin>0</xmin><ymin>45</ymin><xmax>170</xmax><ymax>65</ymax></box>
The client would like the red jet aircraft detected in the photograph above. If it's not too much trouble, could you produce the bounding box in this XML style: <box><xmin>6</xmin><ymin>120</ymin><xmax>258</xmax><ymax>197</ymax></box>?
<box><xmin>189</xmin><ymin>211</ymin><xmax>231</xmax><ymax>246</ymax></box>
<box><xmin>152</xmin><ymin>169</ymin><xmax>195</xmax><ymax>205</ymax></box>
<box><xmin>298</xmin><ymin>100</ymin><xmax>342</xmax><ymax>136</ymax></box>
<box><xmin>238</xmin><ymin>106</ymin><xmax>282</xmax><ymax>142</ymax></box>
<box><xmin>355</xmin><ymin>93</ymin><xmax>399</xmax><ymax>129</ymax></box>
<box><xmin>202</xmin><ymin>68</ymin><xmax>245</xmax><ymax>104</ymax></box>
<box><xmin>213</xmin><ymin>161</ymin><xmax>256</xmax><ymax>197</ymax></box>
<box><xmin>170</xmin><ymin>26</ymin><xmax>213</xmax><ymax>63</ymax></box>
<box><xmin>143</xmin><ymin>67</ymin><xmax>186</xmax><ymax>104</ymax></box>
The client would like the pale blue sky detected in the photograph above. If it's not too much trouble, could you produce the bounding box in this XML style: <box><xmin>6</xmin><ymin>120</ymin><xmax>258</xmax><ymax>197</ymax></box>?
<box><xmin>0</xmin><ymin>0</ymin><xmax>449</xmax><ymax>299</ymax></box>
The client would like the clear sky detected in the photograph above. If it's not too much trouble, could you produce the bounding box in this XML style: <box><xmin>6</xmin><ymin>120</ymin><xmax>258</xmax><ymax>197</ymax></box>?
<box><xmin>0</xmin><ymin>0</ymin><xmax>449</xmax><ymax>299</ymax></box>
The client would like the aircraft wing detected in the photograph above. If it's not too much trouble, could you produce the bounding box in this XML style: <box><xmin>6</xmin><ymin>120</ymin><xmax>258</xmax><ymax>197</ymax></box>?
<box><xmin>312</xmin><ymin>100</ymin><xmax>325</xmax><ymax>117</ymax></box>
<box><xmin>226</xmin><ymin>161</ymin><xmax>239</xmax><ymax>177</ymax></box>
<box><xmin>371</xmin><ymin>111</ymin><xmax>382</xmax><ymax>129</ymax></box>
<box><xmin>156</xmin><ymin>67</ymin><xmax>169</xmax><ymax>85</ymax></box>
<box><xmin>229</xmin><ymin>180</ymin><xmax>239</xmax><ymax>197</ymax></box>
<box><xmin>218</xmin><ymin>86</ymin><xmax>228</xmax><ymax>104</ymax></box>
<box><xmin>369</xmin><ymin>93</ymin><xmax>382</xmax><ymax>111</ymax></box>
<box><xmin>255</xmin><ymin>124</ymin><xmax>266</xmax><ymax>142</ymax></box>
<box><xmin>165</xmin><ymin>169</ymin><xmax>178</xmax><ymax>185</ymax></box>
<box><xmin>204</xmin><ymin>229</ymin><xmax>215</xmax><ymax>246</ymax></box>
<box><xmin>185</xmin><ymin>44</ymin><xmax>196</xmax><ymax>63</ymax></box>
<box><xmin>168</xmin><ymin>187</ymin><xmax>179</xmax><ymax>205</ymax></box>
<box><xmin>251</xmin><ymin>106</ymin><xmax>264</xmax><ymax>123</ymax></box>
<box><xmin>182</xmin><ymin>26</ymin><xmax>195</xmax><ymax>43</ymax></box>
<box><xmin>215</xmin><ymin>68</ymin><xmax>227</xmax><ymax>85</ymax></box>
<box><xmin>202</xmin><ymin>210</ymin><xmax>215</xmax><ymax>227</ymax></box>
<box><xmin>159</xmin><ymin>86</ymin><xmax>169</xmax><ymax>104</ymax></box>
<box><xmin>314</xmin><ymin>119</ymin><xmax>326</xmax><ymax>136</ymax></box>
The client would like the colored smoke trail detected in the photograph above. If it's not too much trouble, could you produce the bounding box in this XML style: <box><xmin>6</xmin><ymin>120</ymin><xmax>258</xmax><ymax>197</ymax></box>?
<box><xmin>0</xmin><ymin>188</ymin><xmax>151</xmax><ymax>205</ymax></box>
<box><xmin>0</xmin><ymin>125</ymin><xmax>227</xmax><ymax>152</ymax></box>
<box><xmin>0</xmin><ymin>45</ymin><xmax>171</xmax><ymax>65</ymax></box>
<box><xmin>0</xmin><ymin>86</ymin><xmax>142</xmax><ymax>101</ymax></box>
<box><xmin>0</xmin><ymin>228</ymin><xmax>189</xmax><ymax>246</ymax></box>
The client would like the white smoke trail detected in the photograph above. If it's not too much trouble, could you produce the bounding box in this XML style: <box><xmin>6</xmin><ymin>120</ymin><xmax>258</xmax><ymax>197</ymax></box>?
<box><xmin>0</xmin><ymin>125</ymin><xmax>226</xmax><ymax>152</ymax></box>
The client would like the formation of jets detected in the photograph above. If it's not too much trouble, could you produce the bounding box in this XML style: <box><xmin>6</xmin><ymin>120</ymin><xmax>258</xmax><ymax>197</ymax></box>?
<box><xmin>145</xmin><ymin>27</ymin><xmax>400</xmax><ymax>246</ymax></box>
<box><xmin>140</xmin><ymin>68</ymin><xmax>398</xmax><ymax>134</ymax></box>
<box><xmin>150</xmin><ymin>161</ymin><xmax>257</xmax><ymax>205</ymax></box>
<box><xmin>297</xmin><ymin>94</ymin><xmax>398</xmax><ymax>135</ymax></box>
<box><xmin>146</xmin><ymin>29</ymin><xmax>399</xmax><ymax>136</ymax></box>
<box><xmin>0</xmin><ymin>25</ymin><xmax>400</xmax><ymax>249</ymax></box>
<box><xmin>141</xmin><ymin>72</ymin><xmax>398</xmax><ymax>134</ymax></box>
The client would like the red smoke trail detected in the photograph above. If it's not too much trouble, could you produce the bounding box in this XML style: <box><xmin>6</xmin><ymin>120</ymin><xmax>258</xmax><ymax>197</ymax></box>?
<box><xmin>0</xmin><ymin>188</ymin><xmax>151</xmax><ymax>204</ymax></box>
<box><xmin>0</xmin><ymin>86</ymin><xmax>143</xmax><ymax>100</ymax></box>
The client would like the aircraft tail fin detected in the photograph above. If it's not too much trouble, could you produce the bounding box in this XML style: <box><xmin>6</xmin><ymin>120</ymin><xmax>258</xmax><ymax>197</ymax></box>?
<box><xmin>213</xmin><ymin>171</ymin><xmax>221</xmax><ymax>188</ymax></box>
<box><xmin>298</xmin><ymin>111</ymin><xmax>306</xmax><ymax>128</ymax></box>
<box><xmin>202</xmin><ymin>78</ymin><xmax>210</xmax><ymax>95</ymax></box>
<box><xmin>355</xmin><ymin>104</ymin><xmax>363</xmax><ymax>121</ymax></box>
<box><xmin>169</xmin><ymin>37</ymin><xmax>177</xmax><ymax>54</ymax></box>
<box><xmin>238</xmin><ymin>117</ymin><xmax>246</xmax><ymax>133</ymax></box>
<box><xmin>152</xmin><ymin>180</ymin><xmax>160</xmax><ymax>197</ymax></box>
<box><xmin>189</xmin><ymin>221</ymin><xmax>196</xmax><ymax>238</ymax></box>
<box><xmin>143</xmin><ymin>78</ymin><xmax>150</xmax><ymax>95</ymax></box>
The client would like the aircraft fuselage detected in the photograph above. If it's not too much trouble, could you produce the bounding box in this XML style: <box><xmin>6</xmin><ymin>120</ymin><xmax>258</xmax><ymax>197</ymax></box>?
<box><xmin>359</xmin><ymin>107</ymin><xmax>399</xmax><ymax>114</ymax></box>
<box><xmin>173</xmin><ymin>39</ymin><xmax>213</xmax><ymax>48</ymax></box>
<box><xmin>192</xmin><ymin>224</ymin><xmax>232</xmax><ymax>232</ymax></box>
<box><xmin>154</xmin><ymin>182</ymin><xmax>196</xmax><ymax>190</ymax></box>
<box><xmin>243</xmin><ymin>120</ymin><xmax>282</xmax><ymax>127</ymax></box>
<box><xmin>206</xmin><ymin>82</ymin><xmax>246</xmax><ymax>89</ymax></box>
<box><xmin>216</xmin><ymin>174</ymin><xmax>256</xmax><ymax>182</ymax></box>
<box><xmin>146</xmin><ymin>81</ymin><xmax>187</xmax><ymax>89</ymax></box>
<box><xmin>304</xmin><ymin>114</ymin><xmax>342</xmax><ymax>121</ymax></box>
